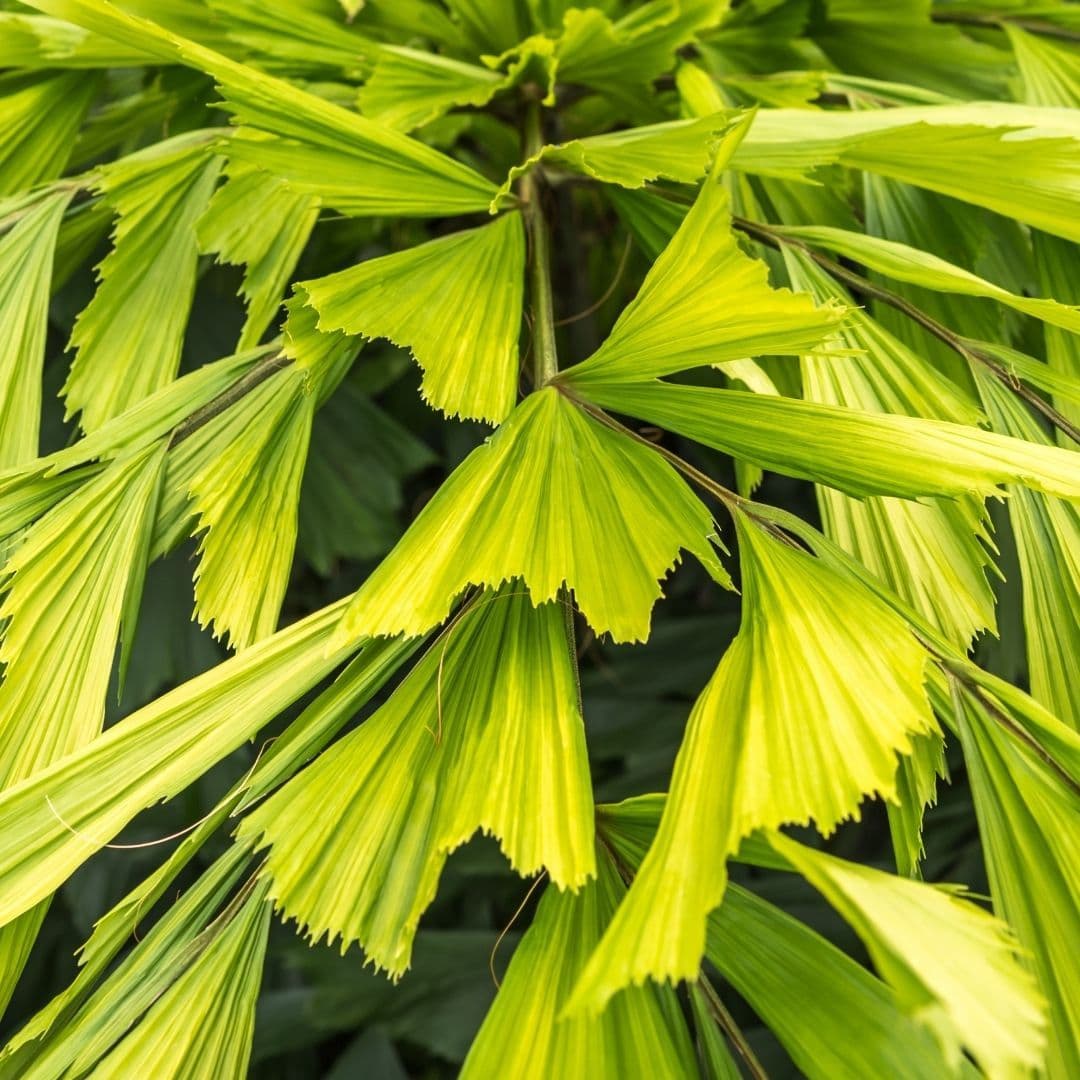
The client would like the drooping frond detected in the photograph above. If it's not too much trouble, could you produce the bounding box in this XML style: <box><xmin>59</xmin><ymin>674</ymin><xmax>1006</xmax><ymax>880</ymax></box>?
<box><xmin>334</xmin><ymin>387</ymin><xmax>728</xmax><ymax>645</ymax></box>
<box><xmin>572</xmin><ymin>379</ymin><xmax>1080</xmax><ymax>501</ymax></box>
<box><xmin>64</xmin><ymin>134</ymin><xmax>222</xmax><ymax>431</ymax></box>
<box><xmin>239</xmin><ymin>587</ymin><xmax>594</xmax><ymax>974</ymax></box>
<box><xmin>949</xmin><ymin>665</ymin><xmax>1080</xmax><ymax>1075</ymax></box>
<box><xmin>566</xmin><ymin>513</ymin><xmax>936</xmax><ymax>1011</ymax></box>
<box><xmin>300</xmin><ymin>213</ymin><xmax>525</xmax><ymax>423</ymax></box>
<box><xmin>461</xmin><ymin>845</ymin><xmax>697</xmax><ymax>1078</ymax></box>
<box><xmin>561</xmin><ymin>139</ymin><xmax>845</xmax><ymax>386</ymax></box>
<box><xmin>767</xmin><ymin>832</ymin><xmax>1047</xmax><ymax>1079</ymax></box>
<box><xmin>0</xmin><ymin>71</ymin><xmax>98</xmax><ymax>195</ymax></box>
<box><xmin>0</xmin><ymin>191</ymin><xmax>70</xmax><ymax>468</ymax></box>
<box><xmin>0</xmin><ymin>600</ymin><xmax>393</xmax><ymax>929</ymax></box>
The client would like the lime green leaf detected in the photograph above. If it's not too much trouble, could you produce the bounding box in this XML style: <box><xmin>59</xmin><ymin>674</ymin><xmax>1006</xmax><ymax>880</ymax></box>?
<box><xmin>705</xmin><ymin>882</ymin><xmax>956</xmax><ymax>1079</ymax></box>
<box><xmin>778</xmin><ymin>223</ymin><xmax>1080</xmax><ymax>335</ymax></box>
<box><xmin>0</xmin><ymin>71</ymin><xmax>98</xmax><ymax>196</ymax></box>
<box><xmin>0</xmin><ymin>191</ymin><xmax>70</xmax><ymax>469</ymax></box>
<box><xmin>335</xmin><ymin>387</ymin><xmax>728</xmax><ymax>645</ymax></box>
<box><xmin>492</xmin><ymin>113</ymin><xmax>737</xmax><ymax>209</ymax></box>
<box><xmin>24</xmin><ymin>0</ymin><xmax>498</xmax><ymax>217</ymax></box>
<box><xmin>566</xmin><ymin>514</ymin><xmax>935</xmax><ymax>1011</ymax></box>
<box><xmin>781</xmin><ymin>247</ymin><xmax>996</xmax><ymax>648</ymax></box>
<box><xmin>92</xmin><ymin>880</ymin><xmax>270</xmax><ymax>1080</ymax></box>
<box><xmin>10</xmin><ymin>845</ymin><xmax>253</xmax><ymax>1077</ymax></box>
<box><xmin>950</xmin><ymin>670</ymin><xmax>1080</xmax><ymax>1076</ymax></box>
<box><xmin>768</xmin><ymin>832</ymin><xmax>1047</xmax><ymax>1079</ymax></box>
<box><xmin>197</xmin><ymin>160</ymin><xmax>320</xmax><ymax>351</ymax></box>
<box><xmin>0</xmin><ymin>12</ymin><xmax>151</xmax><ymax>68</ymax></box>
<box><xmin>556</xmin><ymin>0</ymin><xmax>729</xmax><ymax>90</ymax></box>
<box><xmin>445</xmin><ymin>0</ymin><xmax>531</xmax><ymax>54</ymax></box>
<box><xmin>64</xmin><ymin>135</ymin><xmax>222</xmax><ymax>432</ymax></box>
<box><xmin>239</xmin><ymin>586</ymin><xmax>594</xmax><ymax>974</ymax></box>
<box><xmin>0</xmin><ymin>443</ymin><xmax>166</xmax><ymax>788</ymax></box>
<box><xmin>740</xmin><ymin>104</ymin><xmax>1080</xmax><ymax>242</ymax></box>
<box><xmin>188</xmin><ymin>365</ymin><xmax>315</xmax><ymax>650</ymax></box>
<box><xmin>978</xmin><ymin>373</ymin><xmax>1080</xmax><ymax>730</ymax></box>
<box><xmin>0</xmin><ymin>598</ymin><xmax>374</xmax><ymax>930</ymax></box>
<box><xmin>1008</xmin><ymin>24</ymin><xmax>1080</xmax><ymax>108</ymax></box>
<box><xmin>359</xmin><ymin>46</ymin><xmax>508</xmax><ymax>132</ymax></box>
<box><xmin>301</xmin><ymin>213</ymin><xmax>524</xmax><ymax>423</ymax></box>
<box><xmin>461</xmin><ymin>846</ymin><xmax>697</xmax><ymax>1078</ymax></box>
<box><xmin>1032</xmin><ymin>230</ymin><xmax>1080</xmax><ymax>432</ymax></box>
<box><xmin>687</xmin><ymin>985</ymin><xmax>741</xmax><ymax>1080</ymax></box>
<box><xmin>560</xmin><ymin>161</ymin><xmax>845</xmax><ymax>388</ymax></box>
<box><xmin>573</xmin><ymin>380</ymin><xmax>1080</xmax><ymax>501</ymax></box>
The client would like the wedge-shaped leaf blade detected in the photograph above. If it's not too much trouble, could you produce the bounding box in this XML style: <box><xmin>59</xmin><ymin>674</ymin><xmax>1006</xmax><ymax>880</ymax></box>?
<box><xmin>768</xmin><ymin>832</ymin><xmax>1047</xmax><ymax>1079</ymax></box>
<box><xmin>0</xmin><ymin>442</ymin><xmax>165</xmax><ymax>787</ymax></box>
<box><xmin>90</xmin><ymin>880</ymin><xmax>270</xmax><ymax>1080</ymax></box>
<box><xmin>197</xmin><ymin>160</ymin><xmax>320</xmax><ymax>351</ymax></box>
<box><xmin>461</xmin><ymin>846</ymin><xmax>697</xmax><ymax>1079</ymax></box>
<box><xmin>951</xmin><ymin>672</ymin><xmax>1080</xmax><ymax>1076</ymax></box>
<box><xmin>561</xmin><ymin>167</ymin><xmax>844</xmax><ymax>387</ymax></box>
<box><xmin>978</xmin><ymin>374</ymin><xmax>1080</xmax><ymax>729</ymax></box>
<box><xmin>782</xmin><ymin>248</ymin><xmax>996</xmax><ymax>648</ymax></box>
<box><xmin>64</xmin><ymin>135</ymin><xmax>222</xmax><ymax>431</ymax></box>
<box><xmin>0</xmin><ymin>71</ymin><xmax>97</xmax><ymax>195</ymax></box>
<box><xmin>573</xmin><ymin>380</ymin><xmax>1080</xmax><ymax>501</ymax></box>
<box><xmin>239</xmin><ymin>587</ymin><xmax>594</xmax><ymax>974</ymax></box>
<box><xmin>0</xmin><ymin>599</ymin><xmax>383</xmax><ymax>929</ymax></box>
<box><xmin>492</xmin><ymin>113</ymin><xmax>737</xmax><ymax>208</ymax></box>
<box><xmin>566</xmin><ymin>514</ymin><xmax>936</xmax><ymax>1011</ymax></box>
<box><xmin>359</xmin><ymin>46</ymin><xmax>507</xmax><ymax>132</ymax></box>
<box><xmin>0</xmin><ymin>191</ymin><xmax>70</xmax><ymax>468</ymax></box>
<box><xmin>301</xmin><ymin>213</ymin><xmax>525</xmax><ymax>423</ymax></box>
<box><xmin>779</xmin><ymin>223</ymin><xmax>1080</xmax><ymax>335</ymax></box>
<box><xmin>9</xmin><ymin>847</ymin><xmax>252</xmax><ymax>1078</ymax></box>
<box><xmin>335</xmin><ymin>387</ymin><xmax>728</xmax><ymax>645</ymax></box>
<box><xmin>740</xmin><ymin>104</ymin><xmax>1080</xmax><ymax>243</ymax></box>
<box><xmin>189</xmin><ymin>365</ymin><xmax>315</xmax><ymax>649</ymax></box>
<box><xmin>24</xmin><ymin>0</ymin><xmax>498</xmax><ymax>216</ymax></box>
<box><xmin>706</xmin><ymin>883</ymin><xmax>955</xmax><ymax>1080</ymax></box>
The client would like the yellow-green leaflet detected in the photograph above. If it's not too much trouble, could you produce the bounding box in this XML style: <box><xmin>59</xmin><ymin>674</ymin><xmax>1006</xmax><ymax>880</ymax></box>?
<box><xmin>737</xmin><ymin>104</ymin><xmax>1080</xmax><ymax>242</ymax></box>
<box><xmin>0</xmin><ymin>71</ymin><xmax>98</xmax><ymax>195</ymax></box>
<box><xmin>460</xmin><ymin>846</ymin><xmax>697</xmax><ymax>1079</ymax></box>
<box><xmin>782</xmin><ymin>247</ymin><xmax>996</xmax><ymax>648</ymax></box>
<box><xmin>573</xmin><ymin>380</ymin><xmax>1080</xmax><ymax>502</ymax></box>
<box><xmin>90</xmin><ymin>881</ymin><xmax>271</xmax><ymax>1080</ymax></box>
<box><xmin>358</xmin><ymin>46</ymin><xmax>507</xmax><ymax>132</ymax></box>
<box><xmin>950</xmin><ymin>671</ymin><xmax>1080</xmax><ymax>1077</ymax></box>
<box><xmin>767</xmin><ymin>832</ymin><xmax>1047</xmax><ymax>1080</ymax></box>
<box><xmin>21</xmin><ymin>0</ymin><xmax>498</xmax><ymax>217</ymax></box>
<box><xmin>188</xmin><ymin>364</ymin><xmax>316</xmax><ymax>650</ymax></box>
<box><xmin>565</xmin><ymin>514</ymin><xmax>936</xmax><ymax>1012</ymax></box>
<box><xmin>561</xmin><ymin>161</ymin><xmax>844</xmax><ymax>386</ymax></box>
<box><xmin>10</xmin><ymin>846</ymin><xmax>254</xmax><ymax>1078</ymax></box>
<box><xmin>196</xmin><ymin>159</ymin><xmax>320</xmax><ymax>351</ymax></box>
<box><xmin>239</xmin><ymin>587</ymin><xmax>594</xmax><ymax>975</ymax></box>
<box><xmin>64</xmin><ymin>135</ymin><xmax>223</xmax><ymax>432</ymax></box>
<box><xmin>445</xmin><ymin>0</ymin><xmax>532</xmax><ymax>54</ymax></box>
<box><xmin>0</xmin><ymin>598</ymin><xmax>364</xmax><ymax>930</ymax></box>
<box><xmin>978</xmin><ymin>373</ymin><xmax>1080</xmax><ymax>730</ymax></box>
<box><xmin>300</xmin><ymin>213</ymin><xmax>525</xmax><ymax>423</ymax></box>
<box><xmin>1033</xmin><ymin>230</ymin><xmax>1080</xmax><ymax>434</ymax></box>
<box><xmin>776</xmin><ymin>223</ymin><xmax>1080</xmax><ymax>335</ymax></box>
<box><xmin>334</xmin><ymin>387</ymin><xmax>728</xmax><ymax>646</ymax></box>
<box><xmin>0</xmin><ymin>11</ymin><xmax>151</xmax><ymax>67</ymax></box>
<box><xmin>555</xmin><ymin>0</ymin><xmax>729</xmax><ymax>90</ymax></box>
<box><xmin>0</xmin><ymin>191</ymin><xmax>70</xmax><ymax>468</ymax></box>
<box><xmin>1008</xmin><ymin>25</ymin><xmax>1080</xmax><ymax>108</ymax></box>
<box><xmin>491</xmin><ymin>112</ymin><xmax>737</xmax><ymax>209</ymax></box>
<box><xmin>0</xmin><ymin>443</ymin><xmax>166</xmax><ymax>787</ymax></box>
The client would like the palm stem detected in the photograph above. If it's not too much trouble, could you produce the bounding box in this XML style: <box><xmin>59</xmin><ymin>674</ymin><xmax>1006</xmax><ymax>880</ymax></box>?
<box><xmin>521</xmin><ymin>100</ymin><xmax>559</xmax><ymax>386</ymax></box>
